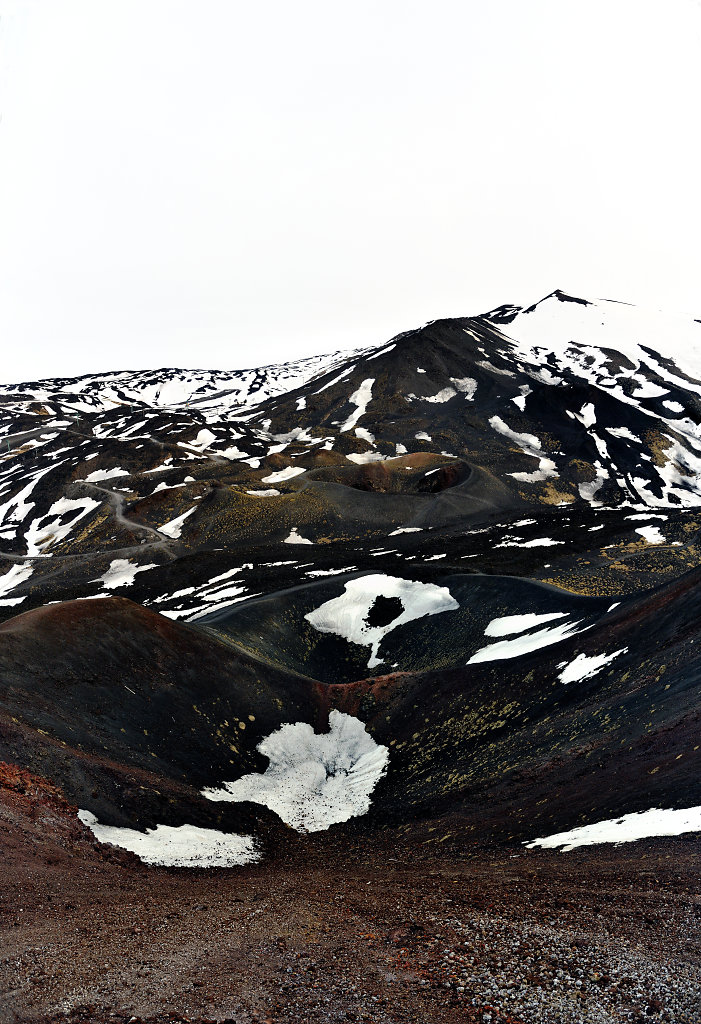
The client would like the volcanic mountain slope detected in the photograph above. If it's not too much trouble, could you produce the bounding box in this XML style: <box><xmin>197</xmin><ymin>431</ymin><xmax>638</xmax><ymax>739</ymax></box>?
<box><xmin>2</xmin><ymin>290</ymin><xmax>701</xmax><ymax>622</ymax></box>
<box><xmin>0</xmin><ymin>289</ymin><xmax>700</xmax><ymax>867</ymax></box>
<box><xmin>0</xmin><ymin>596</ymin><xmax>320</xmax><ymax>851</ymax></box>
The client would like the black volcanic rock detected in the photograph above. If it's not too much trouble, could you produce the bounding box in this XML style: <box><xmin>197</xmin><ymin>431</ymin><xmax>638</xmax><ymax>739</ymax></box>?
<box><xmin>0</xmin><ymin>597</ymin><xmax>321</xmax><ymax>839</ymax></box>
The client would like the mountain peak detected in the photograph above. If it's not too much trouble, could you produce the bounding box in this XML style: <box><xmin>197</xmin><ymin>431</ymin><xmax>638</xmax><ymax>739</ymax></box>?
<box><xmin>523</xmin><ymin>289</ymin><xmax>592</xmax><ymax>314</ymax></box>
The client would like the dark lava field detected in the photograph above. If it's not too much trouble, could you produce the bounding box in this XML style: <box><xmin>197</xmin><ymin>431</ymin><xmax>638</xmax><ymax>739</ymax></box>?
<box><xmin>0</xmin><ymin>291</ymin><xmax>699</xmax><ymax>1023</ymax></box>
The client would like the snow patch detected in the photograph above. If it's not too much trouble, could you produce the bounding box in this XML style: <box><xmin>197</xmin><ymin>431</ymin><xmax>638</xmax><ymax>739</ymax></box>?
<box><xmin>525</xmin><ymin>806</ymin><xmax>701</xmax><ymax>852</ymax></box>
<box><xmin>494</xmin><ymin>537</ymin><xmax>564</xmax><ymax>549</ymax></box>
<box><xmin>152</xmin><ymin>481</ymin><xmax>183</xmax><ymax>494</ymax></box>
<box><xmin>489</xmin><ymin>415</ymin><xmax>558</xmax><ymax>483</ymax></box>
<box><xmin>484</xmin><ymin>612</ymin><xmax>569</xmax><ymax>637</ymax></box>
<box><xmin>512</xmin><ymin>385</ymin><xmax>531</xmax><ymax>411</ymax></box>
<box><xmin>346</xmin><ymin>452</ymin><xmax>390</xmax><ymax>465</ymax></box>
<box><xmin>607</xmin><ymin>426</ymin><xmax>641</xmax><ymax>442</ymax></box>
<box><xmin>636</xmin><ymin>525</ymin><xmax>666</xmax><ymax>544</ymax></box>
<box><xmin>83</xmin><ymin>467</ymin><xmax>130</xmax><ymax>483</ymax></box>
<box><xmin>469</xmin><ymin>618</ymin><xmax>589</xmax><ymax>664</ymax></box>
<box><xmin>306</xmin><ymin>567</ymin><xmax>356</xmax><ymax>577</ymax></box>
<box><xmin>407</xmin><ymin>377</ymin><xmax>476</xmax><ymax>404</ymax></box>
<box><xmin>557</xmin><ymin>648</ymin><xmax>627</xmax><ymax>684</ymax></box>
<box><xmin>314</xmin><ymin>366</ymin><xmax>355</xmax><ymax>394</ymax></box>
<box><xmin>305</xmin><ymin>573</ymin><xmax>459</xmax><ymax>668</ymax></box>
<box><xmin>159</xmin><ymin>508</ymin><xmax>196</xmax><ymax>539</ymax></box>
<box><xmin>218</xmin><ymin>446</ymin><xmax>249</xmax><ymax>461</ymax></box>
<box><xmin>78</xmin><ymin>810</ymin><xmax>259</xmax><ymax>867</ymax></box>
<box><xmin>366</xmin><ymin>343</ymin><xmax>396</xmax><ymax>361</ymax></box>
<box><xmin>25</xmin><ymin>496</ymin><xmax>100</xmax><ymax>555</ymax></box>
<box><xmin>201</xmin><ymin>711</ymin><xmax>388</xmax><ymax>833</ymax></box>
<box><xmin>0</xmin><ymin>562</ymin><xmax>33</xmax><ymax>606</ymax></box>
<box><xmin>94</xmin><ymin>558</ymin><xmax>159</xmax><ymax>589</ymax></box>
<box><xmin>340</xmin><ymin>379</ymin><xmax>374</xmax><ymax>433</ymax></box>
<box><xmin>284</xmin><ymin>527</ymin><xmax>313</xmax><ymax>545</ymax></box>
<box><xmin>261</xmin><ymin>466</ymin><xmax>306</xmax><ymax>484</ymax></box>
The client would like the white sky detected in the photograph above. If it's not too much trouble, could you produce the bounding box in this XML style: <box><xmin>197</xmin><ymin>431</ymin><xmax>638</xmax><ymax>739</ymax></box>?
<box><xmin>1</xmin><ymin>0</ymin><xmax>700</xmax><ymax>384</ymax></box>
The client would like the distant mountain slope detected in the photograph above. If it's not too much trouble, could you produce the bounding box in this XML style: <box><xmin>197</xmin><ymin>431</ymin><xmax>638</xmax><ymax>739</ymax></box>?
<box><xmin>0</xmin><ymin>346</ymin><xmax>361</xmax><ymax>417</ymax></box>
<box><xmin>1</xmin><ymin>290</ymin><xmax>701</xmax><ymax>620</ymax></box>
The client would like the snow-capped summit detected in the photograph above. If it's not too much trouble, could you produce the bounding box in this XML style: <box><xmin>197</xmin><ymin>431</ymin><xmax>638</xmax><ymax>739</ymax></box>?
<box><xmin>490</xmin><ymin>289</ymin><xmax>701</xmax><ymax>384</ymax></box>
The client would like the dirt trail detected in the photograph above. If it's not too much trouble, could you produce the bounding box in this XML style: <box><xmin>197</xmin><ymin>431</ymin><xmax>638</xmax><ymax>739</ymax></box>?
<box><xmin>1</xmin><ymin>833</ymin><xmax>699</xmax><ymax>1024</ymax></box>
<box><xmin>80</xmin><ymin>480</ymin><xmax>175</xmax><ymax>550</ymax></box>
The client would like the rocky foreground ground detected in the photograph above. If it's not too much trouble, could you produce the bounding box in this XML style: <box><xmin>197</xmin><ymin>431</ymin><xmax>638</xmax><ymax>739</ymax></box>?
<box><xmin>1</xmin><ymin>765</ymin><xmax>699</xmax><ymax>1024</ymax></box>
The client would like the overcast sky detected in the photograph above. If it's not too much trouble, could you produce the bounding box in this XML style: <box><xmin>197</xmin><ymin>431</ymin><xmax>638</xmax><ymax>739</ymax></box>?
<box><xmin>1</xmin><ymin>1</ymin><xmax>700</xmax><ymax>384</ymax></box>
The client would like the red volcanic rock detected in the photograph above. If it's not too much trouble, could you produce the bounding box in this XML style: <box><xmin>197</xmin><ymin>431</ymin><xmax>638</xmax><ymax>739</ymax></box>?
<box><xmin>0</xmin><ymin>758</ymin><xmax>137</xmax><ymax>873</ymax></box>
<box><xmin>0</xmin><ymin>759</ymin><xmax>73</xmax><ymax>809</ymax></box>
<box><xmin>0</xmin><ymin>594</ymin><xmax>192</xmax><ymax>646</ymax></box>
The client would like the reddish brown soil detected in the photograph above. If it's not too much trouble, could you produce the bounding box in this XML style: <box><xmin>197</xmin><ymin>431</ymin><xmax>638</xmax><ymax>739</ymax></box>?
<box><xmin>1</xmin><ymin>764</ymin><xmax>699</xmax><ymax>1024</ymax></box>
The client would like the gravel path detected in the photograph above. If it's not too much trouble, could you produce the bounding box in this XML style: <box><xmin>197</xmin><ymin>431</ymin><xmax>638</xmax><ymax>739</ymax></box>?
<box><xmin>1</xmin><ymin>834</ymin><xmax>699</xmax><ymax>1024</ymax></box>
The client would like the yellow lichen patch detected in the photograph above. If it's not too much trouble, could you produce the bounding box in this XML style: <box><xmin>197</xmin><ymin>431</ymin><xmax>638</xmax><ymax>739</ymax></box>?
<box><xmin>538</xmin><ymin>481</ymin><xmax>576</xmax><ymax>505</ymax></box>
<box><xmin>643</xmin><ymin>429</ymin><xmax>673</xmax><ymax>467</ymax></box>
<box><xmin>71</xmin><ymin>507</ymin><xmax>110</xmax><ymax>546</ymax></box>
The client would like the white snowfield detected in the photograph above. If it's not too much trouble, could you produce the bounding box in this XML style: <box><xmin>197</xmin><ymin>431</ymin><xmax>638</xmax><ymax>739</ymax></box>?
<box><xmin>354</xmin><ymin>426</ymin><xmax>375</xmax><ymax>444</ymax></box>
<box><xmin>494</xmin><ymin>536</ymin><xmax>563</xmax><ymax>549</ymax></box>
<box><xmin>151</xmin><ymin>566</ymin><xmax>249</xmax><ymax>620</ymax></box>
<box><xmin>5</xmin><ymin>348</ymin><xmax>363</xmax><ymax>416</ymax></box>
<box><xmin>557</xmin><ymin>648</ymin><xmax>627</xmax><ymax>684</ymax></box>
<box><xmin>0</xmin><ymin>562</ymin><xmax>34</xmax><ymax>606</ymax></box>
<box><xmin>502</xmin><ymin>294</ymin><xmax>701</xmax><ymax>383</ymax></box>
<box><xmin>24</xmin><ymin>495</ymin><xmax>100</xmax><ymax>556</ymax></box>
<box><xmin>406</xmin><ymin>376</ymin><xmax>477</xmax><ymax>404</ymax></box>
<box><xmin>158</xmin><ymin>507</ymin><xmax>196</xmax><ymax>539</ymax></box>
<box><xmin>202</xmin><ymin>711</ymin><xmax>389</xmax><ymax>833</ymax></box>
<box><xmin>0</xmin><ymin>463</ymin><xmax>58</xmax><ymax>542</ymax></box>
<box><xmin>365</xmin><ymin>342</ymin><xmax>396</xmax><ymax>361</ymax></box>
<box><xmin>340</xmin><ymin>378</ymin><xmax>375</xmax><ymax>433</ymax></box>
<box><xmin>525</xmin><ymin>805</ymin><xmax>701</xmax><ymax>852</ymax></box>
<box><xmin>284</xmin><ymin>526</ymin><xmax>313</xmax><ymax>545</ymax></box>
<box><xmin>261</xmin><ymin>465</ymin><xmax>306</xmax><ymax>484</ymax></box>
<box><xmin>78</xmin><ymin>810</ymin><xmax>259</xmax><ymax>867</ymax></box>
<box><xmin>636</xmin><ymin>525</ymin><xmax>666</xmax><ymax>544</ymax></box>
<box><xmin>493</xmin><ymin>294</ymin><xmax>701</xmax><ymax>506</ymax></box>
<box><xmin>489</xmin><ymin>415</ymin><xmax>557</xmax><ymax>484</ymax></box>
<box><xmin>468</xmin><ymin>614</ymin><xmax>590</xmax><ymax>664</ymax></box>
<box><xmin>345</xmin><ymin>451</ymin><xmax>391</xmax><ymax>465</ymax></box>
<box><xmin>484</xmin><ymin>612</ymin><xmax>568</xmax><ymax>637</ymax></box>
<box><xmin>304</xmin><ymin>573</ymin><xmax>459</xmax><ymax>668</ymax></box>
<box><xmin>93</xmin><ymin>558</ymin><xmax>159</xmax><ymax>590</ymax></box>
<box><xmin>82</xmin><ymin>466</ymin><xmax>130</xmax><ymax>483</ymax></box>
<box><xmin>305</xmin><ymin>567</ymin><xmax>356</xmax><ymax>577</ymax></box>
